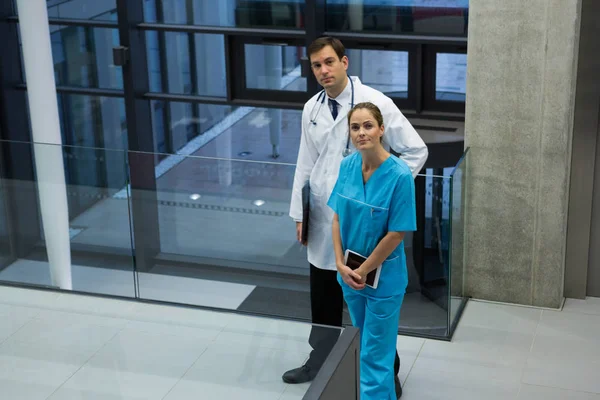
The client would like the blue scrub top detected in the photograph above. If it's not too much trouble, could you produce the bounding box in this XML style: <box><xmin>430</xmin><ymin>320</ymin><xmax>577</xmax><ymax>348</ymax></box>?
<box><xmin>327</xmin><ymin>152</ymin><xmax>417</xmax><ymax>297</ymax></box>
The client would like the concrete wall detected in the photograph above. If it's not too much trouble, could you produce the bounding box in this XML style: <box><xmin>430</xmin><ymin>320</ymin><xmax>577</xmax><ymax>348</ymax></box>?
<box><xmin>463</xmin><ymin>0</ymin><xmax>582</xmax><ymax>308</ymax></box>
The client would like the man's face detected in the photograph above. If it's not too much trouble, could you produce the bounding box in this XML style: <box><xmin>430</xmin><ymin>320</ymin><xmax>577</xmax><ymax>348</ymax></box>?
<box><xmin>309</xmin><ymin>45</ymin><xmax>348</xmax><ymax>91</ymax></box>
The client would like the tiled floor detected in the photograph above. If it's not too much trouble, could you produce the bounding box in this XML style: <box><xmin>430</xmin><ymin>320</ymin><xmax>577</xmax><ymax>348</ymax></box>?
<box><xmin>2</xmin><ymin>285</ymin><xmax>598</xmax><ymax>400</ymax></box>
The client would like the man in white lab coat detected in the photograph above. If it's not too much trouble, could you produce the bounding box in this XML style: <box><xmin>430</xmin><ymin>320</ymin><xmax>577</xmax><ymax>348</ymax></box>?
<box><xmin>284</xmin><ymin>37</ymin><xmax>427</xmax><ymax>398</ymax></box>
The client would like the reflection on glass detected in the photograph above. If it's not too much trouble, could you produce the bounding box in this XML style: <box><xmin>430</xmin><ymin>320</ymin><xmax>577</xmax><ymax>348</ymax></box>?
<box><xmin>147</xmin><ymin>0</ymin><xmax>304</xmax><ymax>29</ymax></box>
<box><xmin>39</xmin><ymin>26</ymin><xmax>123</xmax><ymax>90</ymax></box>
<box><xmin>15</xmin><ymin>0</ymin><xmax>118</xmax><ymax>21</ymax></box>
<box><xmin>245</xmin><ymin>44</ymin><xmax>307</xmax><ymax>92</ymax></box>
<box><xmin>405</xmin><ymin>173</ymin><xmax>452</xmax><ymax>336</ymax></box>
<box><xmin>0</xmin><ymin>176</ymin><xmax>11</xmax><ymax>270</ymax></box>
<box><xmin>436</xmin><ymin>53</ymin><xmax>467</xmax><ymax>102</ymax></box>
<box><xmin>56</xmin><ymin>94</ymin><xmax>127</xmax><ymax>150</ymax></box>
<box><xmin>146</xmin><ymin>31</ymin><xmax>226</xmax><ymax>97</ymax></box>
<box><xmin>449</xmin><ymin>148</ymin><xmax>468</xmax><ymax>333</ymax></box>
<box><xmin>346</xmin><ymin>49</ymin><xmax>408</xmax><ymax>98</ymax></box>
<box><xmin>152</xmin><ymin>103</ymin><xmax>301</xmax><ymax>162</ymax></box>
<box><xmin>326</xmin><ymin>0</ymin><xmax>469</xmax><ymax>36</ymax></box>
<box><xmin>0</xmin><ymin>141</ymin><xmax>135</xmax><ymax>298</ymax></box>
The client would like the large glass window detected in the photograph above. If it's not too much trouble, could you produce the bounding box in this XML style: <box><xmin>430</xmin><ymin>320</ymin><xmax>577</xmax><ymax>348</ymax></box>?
<box><xmin>326</xmin><ymin>0</ymin><xmax>469</xmax><ymax>36</ymax></box>
<box><xmin>145</xmin><ymin>0</ymin><xmax>304</xmax><ymax>30</ymax></box>
<box><xmin>146</xmin><ymin>31</ymin><xmax>227</xmax><ymax>97</ymax></box>
<box><xmin>151</xmin><ymin>101</ymin><xmax>238</xmax><ymax>156</ymax></box>
<box><xmin>56</xmin><ymin>94</ymin><xmax>127</xmax><ymax>150</ymax></box>
<box><xmin>44</xmin><ymin>26</ymin><xmax>122</xmax><ymax>90</ymax></box>
<box><xmin>15</xmin><ymin>0</ymin><xmax>118</xmax><ymax>21</ymax></box>
<box><xmin>245</xmin><ymin>44</ymin><xmax>306</xmax><ymax>92</ymax></box>
<box><xmin>347</xmin><ymin>48</ymin><xmax>409</xmax><ymax>99</ymax></box>
<box><xmin>436</xmin><ymin>52</ymin><xmax>467</xmax><ymax>102</ymax></box>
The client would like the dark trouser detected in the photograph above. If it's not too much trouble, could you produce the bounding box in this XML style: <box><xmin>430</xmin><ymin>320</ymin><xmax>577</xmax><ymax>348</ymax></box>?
<box><xmin>306</xmin><ymin>264</ymin><xmax>401</xmax><ymax>375</ymax></box>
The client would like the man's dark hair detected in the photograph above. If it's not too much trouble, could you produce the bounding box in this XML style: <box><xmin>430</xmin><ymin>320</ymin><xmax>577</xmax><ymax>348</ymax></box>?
<box><xmin>307</xmin><ymin>36</ymin><xmax>345</xmax><ymax>61</ymax></box>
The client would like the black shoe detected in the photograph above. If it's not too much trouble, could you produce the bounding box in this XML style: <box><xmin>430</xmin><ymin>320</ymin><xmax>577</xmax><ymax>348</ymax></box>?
<box><xmin>395</xmin><ymin>375</ymin><xmax>403</xmax><ymax>398</ymax></box>
<box><xmin>282</xmin><ymin>364</ymin><xmax>317</xmax><ymax>384</ymax></box>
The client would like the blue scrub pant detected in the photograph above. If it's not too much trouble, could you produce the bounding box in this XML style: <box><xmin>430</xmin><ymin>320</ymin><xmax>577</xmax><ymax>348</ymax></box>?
<box><xmin>342</xmin><ymin>288</ymin><xmax>404</xmax><ymax>400</ymax></box>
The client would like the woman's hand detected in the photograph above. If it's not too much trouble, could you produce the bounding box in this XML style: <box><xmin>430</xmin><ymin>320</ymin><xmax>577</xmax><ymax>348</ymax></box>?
<box><xmin>337</xmin><ymin>263</ymin><xmax>366</xmax><ymax>290</ymax></box>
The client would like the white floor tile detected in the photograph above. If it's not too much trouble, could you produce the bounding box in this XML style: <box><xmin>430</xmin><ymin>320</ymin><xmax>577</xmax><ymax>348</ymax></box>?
<box><xmin>401</xmin><ymin>365</ymin><xmax>521</xmax><ymax>400</ymax></box>
<box><xmin>0</xmin><ymin>378</ymin><xmax>63</xmax><ymax>400</ymax></box>
<box><xmin>85</xmin><ymin>329</ymin><xmax>209</xmax><ymax>378</ymax></box>
<box><xmin>137</xmin><ymin>272</ymin><xmax>255</xmax><ymax>310</ymax></box>
<box><xmin>0</xmin><ymin>284</ymin><xmax>60</xmax><ymax>308</ymax></box>
<box><xmin>419</xmin><ymin>325</ymin><xmax>534</xmax><ymax>369</ymax></box>
<box><xmin>459</xmin><ymin>300</ymin><xmax>542</xmax><ymax>334</ymax></box>
<box><xmin>48</xmin><ymin>387</ymin><xmax>149</xmax><ymax>400</ymax></box>
<box><xmin>278</xmin><ymin>382</ymin><xmax>311</xmax><ymax>400</ymax></box>
<box><xmin>396</xmin><ymin>335</ymin><xmax>425</xmax><ymax>358</ymax></box>
<box><xmin>130</xmin><ymin>302</ymin><xmax>232</xmax><ymax>331</ymax></box>
<box><xmin>563</xmin><ymin>297</ymin><xmax>600</xmax><ymax>316</ymax></box>
<box><xmin>123</xmin><ymin>319</ymin><xmax>222</xmax><ymax>342</ymax></box>
<box><xmin>177</xmin><ymin>341</ymin><xmax>297</xmax><ymax>394</ymax></box>
<box><xmin>0</xmin><ymin>340</ymin><xmax>88</xmax><ymax>396</ymax></box>
<box><xmin>0</xmin><ymin>303</ymin><xmax>41</xmax><ymax>343</ymax></box>
<box><xmin>52</xmin><ymin>292</ymin><xmax>138</xmax><ymax>319</ymax></box>
<box><xmin>9</xmin><ymin>310</ymin><xmax>127</xmax><ymax>358</ymax></box>
<box><xmin>163</xmin><ymin>380</ymin><xmax>285</xmax><ymax>400</ymax></box>
<box><xmin>59</xmin><ymin>365</ymin><xmax>180</xmax><ymax>400</ymax></box>
<box><xmin>215</xmin><ymin>316</ymin><xmax>315</xmax><ymax>353</ymax></box>
<box><xmin>518</xmin><ymin>384</ymin><xmax>600</xmax><ymax>400</ymax></box>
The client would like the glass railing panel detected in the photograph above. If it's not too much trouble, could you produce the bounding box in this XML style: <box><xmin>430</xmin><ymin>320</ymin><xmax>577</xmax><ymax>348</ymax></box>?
<box><xmin>128</xmin><ymin>148</ymin><xmax>456</xmax><ymax>339</ymax></box>
<box><xmin>402</xmin><ymin>173</ymin><xmax>452</xmax><ymax>338</ymax></box>
<box><xmin>449</xmin><ymin>147</ymin><xmax>469</xmax><ymax>335</ymax></box>
<box><xmin>130</xmin><ymin>151</ymin><xmax>306</xmax><ymax>312</ymax></box>
<box><xmin>0</xmin><ymin>140</ymin><xmax>135</xmax><ymax>297</ymax></box>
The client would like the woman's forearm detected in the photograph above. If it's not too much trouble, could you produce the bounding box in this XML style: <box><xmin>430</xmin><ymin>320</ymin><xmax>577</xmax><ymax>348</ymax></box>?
<box><xmin>332</xmin><ymin>214</ymin><xmax>345</xmax><ymax>266</ymax></box>
<box><xmin>358</xmin><ymin>231</ymin><xmax>405</xmax><ymax>275</ymax></box>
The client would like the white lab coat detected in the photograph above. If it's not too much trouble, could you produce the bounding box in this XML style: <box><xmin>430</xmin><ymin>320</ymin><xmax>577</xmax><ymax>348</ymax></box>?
<box><xmin>290</xmin><ymin>76</ymin><xmax>428</xmax><ymax>271</ymax></box>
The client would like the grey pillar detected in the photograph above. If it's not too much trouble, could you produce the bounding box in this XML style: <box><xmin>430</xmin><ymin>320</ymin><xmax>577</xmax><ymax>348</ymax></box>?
<box><xmin>464</xmin><ymin>0</ymin><xmax>583</xmax><ymax>308</ymax></box>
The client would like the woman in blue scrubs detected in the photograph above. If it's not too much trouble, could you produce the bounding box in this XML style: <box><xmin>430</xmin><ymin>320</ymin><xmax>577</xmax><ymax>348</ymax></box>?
<box><xmin>327</xmin><ymin>102</ymin><xmax>416</xmax><ymax>399</ymax></box>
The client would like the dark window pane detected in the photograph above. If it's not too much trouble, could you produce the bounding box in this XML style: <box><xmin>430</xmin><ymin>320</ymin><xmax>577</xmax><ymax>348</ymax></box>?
<box><xmin>147</xmin><ymin>0</ymin><xmax>304</xmax><ymax>29</ymax></box>
<box><xmin>326</xmin><ymin>0</ymin><xmax>469</xmax><ymax>36</ymax></box>
<box><xmin>436</xmin><ymin>53</ymin><xmax>466</xmax><ymax>102</ymax></box>
<box><xmin>245</xmin><ymin>44</ymin><xmax>306</xmax><ymax>92</ymax></box>
<box><xmin>347</xmin><ymin>49</ymin><xmax>409</xmax><ymax>98</ymax></box>
<box><xmin>148</xmin><ymin>32</ymin><xmax>226</xmax><ymax>97</ymax></box>
<box><xmin>56</xmin><ymin>94</ymin><xmax>127</xmax><ymax>150</ymax></box>
<box><xmin>15</xmin><ymin>0</ymin><xmax>118</xmax><ymax>21</ymax></box>
<box><xmin>33</xmin><ymin>26</ymin><xmax>123</xmax><ymax>90</ymax></box>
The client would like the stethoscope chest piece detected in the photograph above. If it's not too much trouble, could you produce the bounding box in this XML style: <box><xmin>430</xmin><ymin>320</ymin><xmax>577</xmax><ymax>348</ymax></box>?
<box><xmin>342</xmin><ymin>148</ymin><xmax>353</xmax><ymax>158</ymax></box>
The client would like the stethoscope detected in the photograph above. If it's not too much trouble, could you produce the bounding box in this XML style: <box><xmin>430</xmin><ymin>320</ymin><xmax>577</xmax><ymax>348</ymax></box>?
<box><xmin>309</xmin><ymin>76</ymin><xmax>355</xmax><ymax>157</ymax></box>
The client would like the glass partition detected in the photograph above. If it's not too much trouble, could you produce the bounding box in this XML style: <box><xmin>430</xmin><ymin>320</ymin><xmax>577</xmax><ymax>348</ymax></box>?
<box><xmin>449</xmin><ymin>147</ymin><xmax>468</xmax><ymax>335</ymax></box>
<box><xmin>0</xmin><ymin>140</ymin><xmax>135</xmax><ymax>298</ymax></box>
<box><xmin>145</xmin><ymin>0</ymin><xmax>305</xmax><ymax>30</ymax></box>
<box><xmin>326</xmin><ymin>0</ymin><xmax>469</xmax><ymax>36</ymax></box>
<box><xmin>0</xmin><ymin>139</ymin><xmax>468</xmax><ymax>340</ymax></box>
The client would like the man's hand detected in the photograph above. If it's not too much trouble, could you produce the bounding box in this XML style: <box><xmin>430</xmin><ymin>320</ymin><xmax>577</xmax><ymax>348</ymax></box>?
<box><xmin>336</xmin><ymin>263</ymin><xmax>365</xmax><ymax>290</ymax></box>
<box><xmin>296</xmin><ymin>222</ymin><xmax>306</xmax><ymax>246</ymax></box>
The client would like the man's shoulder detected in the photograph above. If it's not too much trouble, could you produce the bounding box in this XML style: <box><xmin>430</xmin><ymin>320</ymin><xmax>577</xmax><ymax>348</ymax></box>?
<box><xmin>357</xmin><ymin>83</ymin><xmax>394</xmax><ymax>107</ymax></box>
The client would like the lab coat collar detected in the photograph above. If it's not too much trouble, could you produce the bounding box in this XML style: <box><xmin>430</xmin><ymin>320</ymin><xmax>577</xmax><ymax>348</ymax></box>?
<box><xmin>325</xmin><ymin>76</ymin><xmax>361</xmax><ymax>128</ymax></box>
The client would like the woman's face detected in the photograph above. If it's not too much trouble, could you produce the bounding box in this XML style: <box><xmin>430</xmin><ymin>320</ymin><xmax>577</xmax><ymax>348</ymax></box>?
<box><xmin>349</xmin><ymin>109</ymin><xmax>384</xmax><ymax>152</ymax></box>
